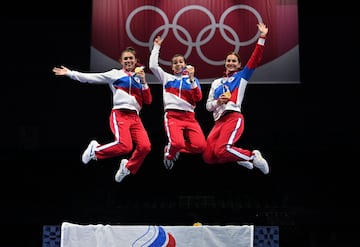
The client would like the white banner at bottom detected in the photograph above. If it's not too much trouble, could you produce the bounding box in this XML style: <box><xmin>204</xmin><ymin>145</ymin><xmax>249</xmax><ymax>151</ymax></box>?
<box><xmin>61</xmin><ymin>222</ymin><xmax>254</xmax><ymax>247</ymax></box>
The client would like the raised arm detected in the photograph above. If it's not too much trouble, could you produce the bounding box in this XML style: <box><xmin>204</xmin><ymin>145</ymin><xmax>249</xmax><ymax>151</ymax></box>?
<box><xmin>154</xmin><ymin>35</ymin><xmax>164</xmax><ymax>46</ymax></box>
<box><xmin>257</xmin><ymin>22</ymin><xmax>268</xmax><ymax>37</ymax></box>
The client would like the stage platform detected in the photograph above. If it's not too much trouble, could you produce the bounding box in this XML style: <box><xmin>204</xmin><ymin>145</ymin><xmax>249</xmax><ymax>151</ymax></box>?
<box><xmin>42</xmin><ymin>223</ymin><xmax>279</xmax><ymax>247</ymax></box>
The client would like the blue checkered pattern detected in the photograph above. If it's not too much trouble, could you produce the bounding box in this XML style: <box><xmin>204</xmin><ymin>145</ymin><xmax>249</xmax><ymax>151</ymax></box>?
<box><xmin>42</xmin><ymin>225</ymin><xmax>61</xmax><ymax>247</ymax></box>
<box><xmin>254</xmin><ymin>226</ymin><xmax>279</xmax><ymax>247</ymax></box>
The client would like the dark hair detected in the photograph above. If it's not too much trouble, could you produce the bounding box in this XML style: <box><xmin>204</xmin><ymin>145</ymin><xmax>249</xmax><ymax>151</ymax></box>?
<box><xmin>171</xmin><ymin>54</ymin><xmax>186</xmax><ymax>64</ymax></box>
<box><xmin>121</xmin><ymin>46</ymin><xmax>137</xmax><ymax>58</ymax></box>
<box><xmin>225</xmin><ymin>51</ymin><xmax>241</xmax><ymax>63</ymax></box>
<box><xmin>120</xmin><ymin>46</ymin><xmax>144</xmax><ymax>67</ymax></box>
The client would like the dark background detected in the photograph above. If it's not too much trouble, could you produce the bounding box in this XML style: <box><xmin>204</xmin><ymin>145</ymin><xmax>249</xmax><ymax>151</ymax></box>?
<box><xmin>1</xmin><ymin>1</ymin><xmax>357</xmax><ymax>246</ymax></box>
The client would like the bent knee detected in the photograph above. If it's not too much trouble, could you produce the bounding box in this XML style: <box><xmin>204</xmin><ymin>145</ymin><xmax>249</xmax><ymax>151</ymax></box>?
<box><xmin>140</xmin><ymin>143</ymin><xmax>151</xmax><ymax>154</ymax></box>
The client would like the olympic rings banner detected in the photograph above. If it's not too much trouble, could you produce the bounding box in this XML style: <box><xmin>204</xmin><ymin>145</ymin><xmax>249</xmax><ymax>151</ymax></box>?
<box><xmin>90</xmin><ymin>0</ymin><xmax>299</xmax><ymax>84</ymax></box>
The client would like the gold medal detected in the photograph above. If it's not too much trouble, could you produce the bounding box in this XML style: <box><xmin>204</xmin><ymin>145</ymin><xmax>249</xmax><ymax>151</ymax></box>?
<box><xmin>134</xmin><ymin>67</ymin><xmax>143</xmax><ymax>74</ymax></box>
<box><xmin>223</xmin><ymin>91</ymin><xmax>231</xmax><ymax>98</ymax></box>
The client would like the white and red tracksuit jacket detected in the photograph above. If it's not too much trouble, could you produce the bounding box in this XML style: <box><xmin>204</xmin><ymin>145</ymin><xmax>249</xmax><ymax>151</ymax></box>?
<box><xmin>65</xmin><ymin>68</ymin><xmax>152</xmax><ymax>174</ymax></box>
<box><xmin>202</xmin><ymin>36</ymin><xmax>266</xmax><ymax>164</ymax></box>
<box><xmin>149</xmin><ymin>44</ymin><xmax>206</xmax><ymax>160</ymax></box>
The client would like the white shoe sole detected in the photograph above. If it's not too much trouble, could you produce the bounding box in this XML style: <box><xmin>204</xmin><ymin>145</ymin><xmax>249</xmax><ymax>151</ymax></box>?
<box><xmin>237</xmin><ymin>161</ymin><xmax>254</xmax><ymax>170</ymax></box>
<box><xmin>253</xmin><ymin>150</ymin><xmax>269</xmax><ymax>174</ymax></box>
<box><xmin>81</xmin><ymin>140</ymin><xmax>99</xmax><ymax>164</ymax></box>
<box><xmin>115</xmin><ymin>159</ymin><xmax>129</xmax><ymax>183</ymax></box>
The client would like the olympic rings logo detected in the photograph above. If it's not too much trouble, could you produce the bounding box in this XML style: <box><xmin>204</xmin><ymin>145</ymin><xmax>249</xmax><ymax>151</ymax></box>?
<box><xmin>125</xmin><ymin>4</ymin><xmax>263</xmax><ymax>66</ymax></box>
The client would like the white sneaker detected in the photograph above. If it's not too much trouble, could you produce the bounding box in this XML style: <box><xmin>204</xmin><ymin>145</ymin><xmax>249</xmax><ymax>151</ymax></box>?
<box><xmin>253</xmin><ymin>150</ymin><xmax>269</xmax><ymax>174</ymax></box>
<box><xmin>81</xmin><ymin>140</ymin><xmax>99</xmax><ymax>164</ymax></box>
<box><xmin>174</xmin><ymin>152</ymin><xmax>180</xmax><ymax>161</ymax></box>
<box><xmin>163</xmin><ymin>146</ymin><xmax>179</xmax><ymax>170</ymax></box>
<box><xmin>163</xmin><ymin>158</ymin><xmax>175</xmax><ymax>170</ymax></box>
<box><xmin>115</xmin><ymin>159</ymin><xmax>130</xmax><ymax>183</ymax></box>
<box><xmin>237</xmin><ymin>160</ymin><xmax>254</xmax><ymax>170</ymax></box>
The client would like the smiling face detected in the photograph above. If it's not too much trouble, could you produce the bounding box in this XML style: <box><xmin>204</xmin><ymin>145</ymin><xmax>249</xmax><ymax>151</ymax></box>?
<box><xmin>120</xmin><ymin>49</ymin><xmax>138</xmax><ymax>72</ymax></box>
<box><xmin>171</xmin><ymin>55</ymin><xmax>186</xmax><ymax>74</ymax></box>
<box><xmin>225</xmin><ymin>53</ymin><xmax>241</xmax><ymax>74</ymax></box>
